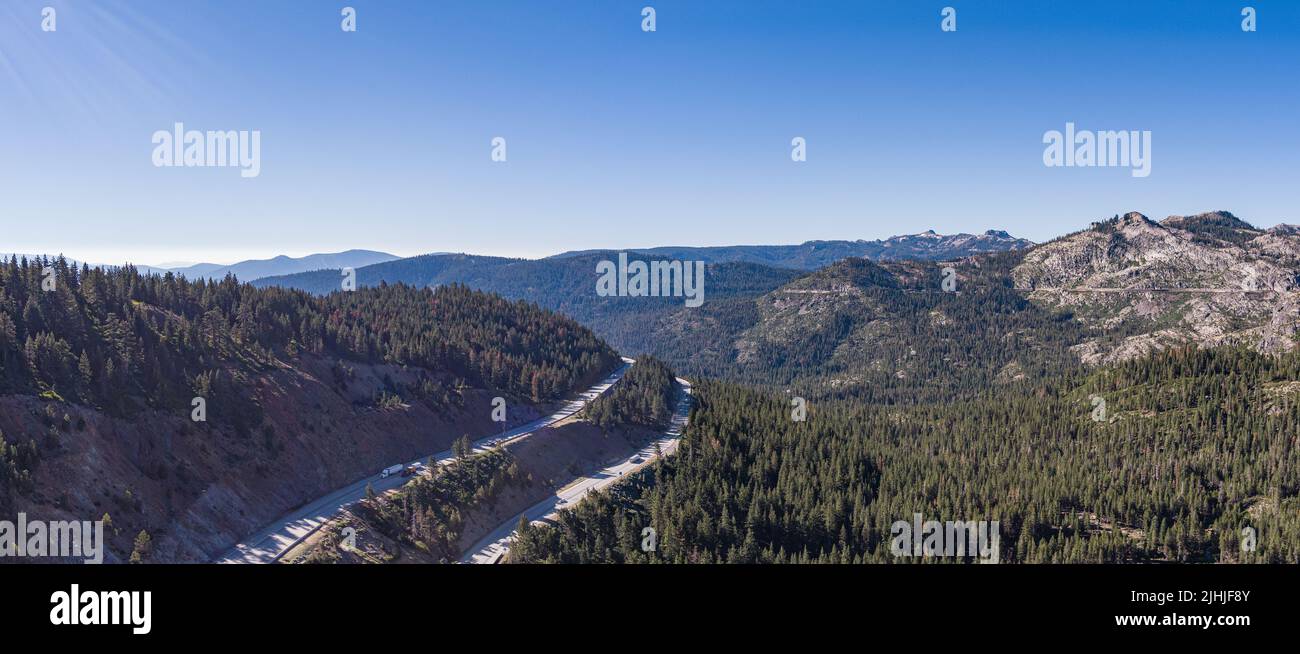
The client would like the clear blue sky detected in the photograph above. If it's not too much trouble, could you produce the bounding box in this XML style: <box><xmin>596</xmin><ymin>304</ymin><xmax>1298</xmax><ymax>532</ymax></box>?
<box><xmin>2</xmin><ymin>0</ymin><xmax>1297</xmax><ymax>266</ymax></box>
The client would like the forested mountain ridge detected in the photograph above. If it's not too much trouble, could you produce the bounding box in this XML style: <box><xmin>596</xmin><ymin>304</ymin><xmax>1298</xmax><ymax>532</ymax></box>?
<box><xmin>510</xmin><ymin>346</ymin><xmax>1300</xmax><ymax>564</ymax></box>
<box><xmin>583</xmin><ymin>355</ymin><xmax>677</xmax><ymax>430</ymax></box>
<box><xmin>604</xmin><ymin>252</ymin><xmax>1094</xmax><ymax>401</ymax></box>
<box><xmin>253</xmin><ymin>252</ymin><xmax>519</xmax><ymax>296</ymax></box>
<box><xmin>252</xmin><ymin>230</ymin><xmax>1029</xmax><ymax>298</ymax></box>
<box><xmin>252</xmin><ymin>252</ymin><xmax>804</xmax><ymax>368</ymax></box>
<box><xmin>251</xmin><ymin>248</ymin><xmax>1077</xmax><ymax>398</ymax></box>
<box><xmin>1</xmin><ymin>256</ymin><xmax>616</xmax><ymax>413</ymax></box>
<box><xmin>0</xmin><ymin>255</ymin><xmax>619</xmax><ymax>562</ymax></box>
<box><xmin>549</xmin><ymin>229</ymin><xmax>1032</xmax><ymax>269</ymax></box>
<box><xmin>251</xmin><ymin>251</ymin><xmax>800</xmax><ymax>304</ymax></box>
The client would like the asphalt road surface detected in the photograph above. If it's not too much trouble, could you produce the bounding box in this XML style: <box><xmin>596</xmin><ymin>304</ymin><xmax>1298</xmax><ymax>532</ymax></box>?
<box><xmin>459</xmin><ymin>378</ymin><xmax>692</xmax><ymax>564</ymax></box>
<box><xmin>215</xmin><ymin>359</ymin><xmax>633</xmax><ymax>563</ymax></box>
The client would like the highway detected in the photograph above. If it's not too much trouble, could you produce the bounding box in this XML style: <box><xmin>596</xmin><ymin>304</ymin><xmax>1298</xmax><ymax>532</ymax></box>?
<box><xmin>459</xmin><ymin>378</ymin><xmax>692</xmax><ymax>564</ymax></box>
<box><xmin>214</xmin><ymin>358</ymin><xmax>633</xmax><ymax>564</ymax></box>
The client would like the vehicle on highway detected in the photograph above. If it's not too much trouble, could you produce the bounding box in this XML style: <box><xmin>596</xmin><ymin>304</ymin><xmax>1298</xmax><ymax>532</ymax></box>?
<box><xmin>630</xmin><ymin>455</ymin><xmax>643</xmax><ymax>464</ymax></box>
<box><xmin>380</xmin><ymin>464</ymin><xmax>404</xmax><ymax>478</ymax></box>
<box><xmin>400</xmin><ymin>466</ymin><xmax>417</xmax><ymax>477</ymax></box>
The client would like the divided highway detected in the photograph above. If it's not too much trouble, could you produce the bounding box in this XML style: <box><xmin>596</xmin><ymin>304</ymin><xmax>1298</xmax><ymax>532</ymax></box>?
<box><xmin>215</xmin><ymin>358</ymin><xmax>633</xmax><ymax>564</ymax></box>
<box><xmin>460</xmin><ymin>378</ymin><xmax>692</xmax><ymax>564</ymax></box>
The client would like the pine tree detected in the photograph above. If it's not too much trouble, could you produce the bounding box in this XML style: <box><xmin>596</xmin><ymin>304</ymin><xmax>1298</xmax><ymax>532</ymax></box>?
<box><xmin>130</xmin><ymin>530</ymin><xmax>152</xmax><ymax>564</ymax></box>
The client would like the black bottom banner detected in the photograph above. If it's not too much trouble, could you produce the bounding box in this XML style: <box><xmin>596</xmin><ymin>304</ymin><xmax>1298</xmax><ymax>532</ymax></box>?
<box><xmin>2</xmin><ymin>563</ymin><xmax>1291</xmax><ymax>644</ymax></box>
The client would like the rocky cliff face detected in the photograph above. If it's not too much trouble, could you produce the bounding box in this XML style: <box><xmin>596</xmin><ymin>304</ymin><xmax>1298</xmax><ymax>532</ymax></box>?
<box><xmin>1013</xmin><ymin>211</ymin><xmax>1300</xmax><ymax>364</ymax></box>
<box><xmin>869</xmin><ymin>229</ymin><xmax>1033</xmax><ymax>262</ymax></box>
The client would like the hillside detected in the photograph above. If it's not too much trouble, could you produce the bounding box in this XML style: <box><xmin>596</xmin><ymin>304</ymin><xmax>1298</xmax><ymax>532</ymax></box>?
<box><xmin>1014</xmin><ymin>211</ymin><xmax>1300</xmax><ymax>364</ymax></box>
<box><xmin>625</xmin><ymin>252</ymin><xmax>1093</xmax><ymax>400</ymax></box>
<box><xmin>503</xmin><ymin>210</ymin><xmax>1300</xmax><ymax>566</ymax></box>
<box><xmin>0</xmin><ymin>256</ymin><xmax>619</xmax><ymax>562</ymax></box>
<box><xmin>252</xmin><ymin>252</ymin><xmax>805</xmax><ymax>363</ymax></box>
<box><xmin>510</xmin><ymin>347</ymin><xmax>1300</xmax><ymax>564</ymax></box>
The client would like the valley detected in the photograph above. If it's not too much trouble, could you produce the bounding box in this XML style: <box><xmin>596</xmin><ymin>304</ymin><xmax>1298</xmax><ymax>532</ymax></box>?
<box><xmin>218</xmin><ymin>360</ymin><xmax>633</xmax><ymax>564</ymax></box>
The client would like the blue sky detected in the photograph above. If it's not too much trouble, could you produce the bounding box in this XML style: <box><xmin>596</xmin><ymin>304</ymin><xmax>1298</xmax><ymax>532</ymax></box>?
<box><xmin>2</xmin><ymin>0</ymin><xmax>1297</xmax><ymax>266</ymax></box>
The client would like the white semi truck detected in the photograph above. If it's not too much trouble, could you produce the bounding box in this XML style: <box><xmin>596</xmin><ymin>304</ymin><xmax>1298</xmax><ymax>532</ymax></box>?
<box><xmin>380</xmin><ymin>464</ymin><xmax>404</xmax><ymax>478</ymax></box>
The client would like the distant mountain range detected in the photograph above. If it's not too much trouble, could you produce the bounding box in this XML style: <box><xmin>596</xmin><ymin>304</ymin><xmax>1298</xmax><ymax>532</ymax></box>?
<box><xmin>160</xmin><ymin>249</ymin><xmax>399</xmax><ymax>281</ymax></box>
<box><xmin>253</xmin><ymin>229</ymin><xmax>1034</xmax><ymax>294</ymax></box>
<box><xmin>10</xmin><ymin>231</ymin><xmax>1023</xmax><ymax>285</ymax></box>
<box><xmin>549</xmin><ymin>230</ymin><xmax>1033</xmax><ymax>270</ymax></box>
<box><xmin>247</xmin><ymin>230</ymin><xmax>1037</xmax><ymax>385</ymax></box>
<box><xmin>250</xmin><ymin>213</ymin><xmax>1299</xmax><ymax>385</ymax></box>
<box><xmin>2</xmin><ymin>249</ymin><xmax>401</xmax><ymax>282</ymax></box>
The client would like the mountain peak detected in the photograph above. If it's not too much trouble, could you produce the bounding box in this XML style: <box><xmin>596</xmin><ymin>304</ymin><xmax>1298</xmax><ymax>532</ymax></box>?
<box><xmin>1017</xmin><ymin>208</ymin><xmax>1299</xmax><ymax>364</ymax></box>
<box><xmin>1120</xmin><ymin>211</ymin><xmax>1153</xmax><ymax>225</ymax></box>
<box><xmin>1090</xmin><ymin>211</ymin><xmax>1161</xmax><ymax>235</ymax></box>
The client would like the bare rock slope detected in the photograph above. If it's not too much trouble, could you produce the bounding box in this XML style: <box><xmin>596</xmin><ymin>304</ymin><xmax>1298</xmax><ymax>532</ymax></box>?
<box><xmin>1013</xmin><ymin>211</ymin><xmax>1300</xmax><ymax>364</ymax></box>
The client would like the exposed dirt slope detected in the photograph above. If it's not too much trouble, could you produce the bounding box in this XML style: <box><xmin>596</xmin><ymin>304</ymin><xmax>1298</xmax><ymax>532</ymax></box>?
<box><xmin>0</xmin><ymin>353</ymin><xmax>547</xmax><ymax>563</ymax></box>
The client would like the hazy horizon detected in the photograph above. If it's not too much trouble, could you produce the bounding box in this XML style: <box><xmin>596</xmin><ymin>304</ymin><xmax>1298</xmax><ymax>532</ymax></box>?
<box><xmin>9</xmin><ymin>206</ymin><xmax>1298</xmax><ymax>269</ymax></box>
